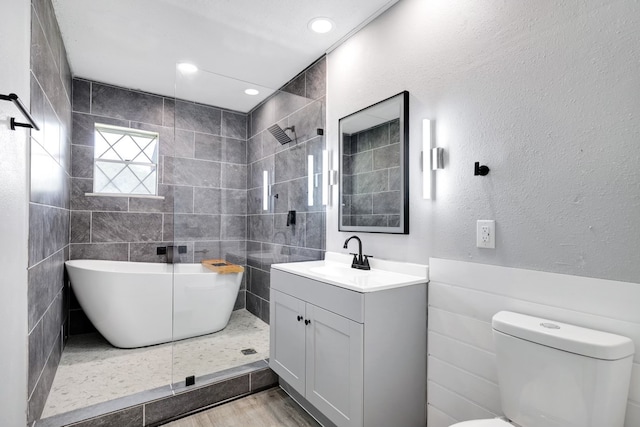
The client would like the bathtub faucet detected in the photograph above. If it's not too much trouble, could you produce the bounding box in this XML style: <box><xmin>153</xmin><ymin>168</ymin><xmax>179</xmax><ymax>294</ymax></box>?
<box><xmin>157</xmin><ymin>245</ymin><xmax>187</xmax><ymax>263</ymax></box>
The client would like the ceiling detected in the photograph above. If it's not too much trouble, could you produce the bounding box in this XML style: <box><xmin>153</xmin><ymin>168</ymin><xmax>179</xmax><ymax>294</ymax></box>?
<box><xmin>52</xmin><ymin>0</ymin><xmax>399</xmax><ymax>113</ymax></box>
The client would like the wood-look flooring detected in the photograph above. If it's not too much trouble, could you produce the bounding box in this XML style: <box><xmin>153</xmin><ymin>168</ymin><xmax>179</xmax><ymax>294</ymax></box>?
<box><xmin>162</xmin><ymin>387</ymin><xmax>321</xmax><ymax>427</ymax></box>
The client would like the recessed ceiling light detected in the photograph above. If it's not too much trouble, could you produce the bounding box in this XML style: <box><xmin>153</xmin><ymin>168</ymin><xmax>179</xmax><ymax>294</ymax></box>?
<box><xmin>244</xmin><ymin>88</ymin><xmax>260</xmax><ymax>96</ymax></box>
<box><xmin>308</xmin><ymin>17</ymin><xmax>334</xmax><ymax>34</ymax></box>
<box><xmin>177</xmin><ymin>62</ymin><xmax>198</xmax><ymax>73</ymax></box>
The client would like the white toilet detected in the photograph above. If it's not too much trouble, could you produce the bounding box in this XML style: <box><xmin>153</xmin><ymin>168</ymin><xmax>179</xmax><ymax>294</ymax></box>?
<box><xmin>451</xmin><ymin>311</ymin><xmax>635</xmax><ymax>427</ymax></box>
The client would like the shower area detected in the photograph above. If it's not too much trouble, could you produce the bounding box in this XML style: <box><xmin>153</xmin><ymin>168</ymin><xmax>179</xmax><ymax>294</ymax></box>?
<box><xmin>36</xmin><ymin>59</ymin><xmax>326</xmax><ymax>425</ymax></box>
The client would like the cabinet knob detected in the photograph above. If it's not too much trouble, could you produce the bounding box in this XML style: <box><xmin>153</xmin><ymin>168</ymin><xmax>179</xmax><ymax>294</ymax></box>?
<box><xmin>305</xmin><ymin>319</ymin><xmax>311</xmax><ymax>325</ymax></box>
<box><xmin>297</xmin><ymin>315</ymin><xmax>303</xmax><ymax>322</ymax></box>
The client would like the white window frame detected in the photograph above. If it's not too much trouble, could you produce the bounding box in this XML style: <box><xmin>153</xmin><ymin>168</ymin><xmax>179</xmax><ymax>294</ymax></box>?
<box><xmin>88</xmin><ymin>123</ymin><xmax>162</xmax><ymax>199</ymax></box>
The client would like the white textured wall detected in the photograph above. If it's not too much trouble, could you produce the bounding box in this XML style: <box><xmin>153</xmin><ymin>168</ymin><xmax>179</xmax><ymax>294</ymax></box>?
<box><xmin>326</xmin><ymin>0</ymin><xmax>640</xmax><ymax>283</ymax></box>
<box><xmin>0</xmin><ymin>0</ymin><xmax>31</xmax><ymax>425</ymax></box>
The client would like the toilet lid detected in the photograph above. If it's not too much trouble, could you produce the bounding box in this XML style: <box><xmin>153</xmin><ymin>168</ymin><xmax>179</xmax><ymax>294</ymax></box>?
<box><xmin>450</xmin><ymin>419</ymin><xmax>512</xmax><ymax>427</ymax></box>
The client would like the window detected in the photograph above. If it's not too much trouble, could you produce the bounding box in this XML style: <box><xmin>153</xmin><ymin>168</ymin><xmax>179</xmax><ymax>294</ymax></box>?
<box><xmin>93</xmin><ymin>124</ymin><xmax>159</xmax><ymax>196</ymax></box>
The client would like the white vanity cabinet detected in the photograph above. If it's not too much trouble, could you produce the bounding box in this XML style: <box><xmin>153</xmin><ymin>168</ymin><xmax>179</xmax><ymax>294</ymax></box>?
<box><xmin>270</xmin><ymin>266</ymin><xmax>427</xmax><ymax>427</ymax></box>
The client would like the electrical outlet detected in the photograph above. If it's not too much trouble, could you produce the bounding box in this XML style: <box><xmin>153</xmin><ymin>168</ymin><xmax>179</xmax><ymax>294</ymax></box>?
<box><xmin>477</xmin><ymin>220</ymin><xmax>495</xmax><ymax>249</ymax></box>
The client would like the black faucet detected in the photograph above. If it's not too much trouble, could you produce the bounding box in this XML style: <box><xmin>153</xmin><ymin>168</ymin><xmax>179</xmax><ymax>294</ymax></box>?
<box><xmin>343</xmin><ymin>235</ymin><xmax>371</xmax><ymax>270</ymax></box>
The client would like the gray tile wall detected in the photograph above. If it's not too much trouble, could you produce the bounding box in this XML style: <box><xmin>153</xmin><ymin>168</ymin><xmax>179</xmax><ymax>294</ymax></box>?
<box><xmin>28</xmin><ymin>0</ymin><xmax>72</xmax><ymax>422</ymax></box>
<box><xmin>69</xmin><ymin>79</ymin><xmax>250</xmax><ymax>334</ymax></box>
<box><xmin>341</xmin><ymin>119</ymin><xmax>401</xmax><ymax>227</ymax></box>
<box><xmin>246</xmin><ymin>57</ymin><xmax>327</xmax><ymax>323</ymax></box>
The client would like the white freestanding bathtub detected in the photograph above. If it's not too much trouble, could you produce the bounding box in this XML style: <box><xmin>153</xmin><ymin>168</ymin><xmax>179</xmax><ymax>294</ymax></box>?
<box><xmin>65</xmin><ymin>260</ymin><xmax>243</xmax><ymax>348</ymax></box>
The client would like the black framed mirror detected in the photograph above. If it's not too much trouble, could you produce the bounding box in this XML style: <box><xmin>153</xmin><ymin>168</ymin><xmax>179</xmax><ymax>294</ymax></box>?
<box><xmin>338</xmin><ymin>91</ymin><xmax>409</xmax><ymax>234</ymax></box>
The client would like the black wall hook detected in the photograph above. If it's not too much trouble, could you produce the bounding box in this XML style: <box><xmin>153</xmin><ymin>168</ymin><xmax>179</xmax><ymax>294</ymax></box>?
<box><xmin>474</xmin><ymin>162</ymin><xmax>490</xmax><ymax>176</ymax></box>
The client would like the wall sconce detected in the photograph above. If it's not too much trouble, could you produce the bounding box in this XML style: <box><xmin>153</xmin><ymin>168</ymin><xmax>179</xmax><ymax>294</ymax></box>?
<box><xmin>431</xmin><ymin>147</ymin><xmax>444</xmax><ymax>170</ymax></box>
<box><xmin>422</xmin><ymin>119</ymin><xmax>432</xmax><ymax>199</ymax></box>
<box><xmin>262</xmin><ymin>170</ymin><xmax>269</xmax><ymax>211</ymax></box>
<box><xmin>308</xmin><ymin>155</ymin><xmax>314</xmax><ymax>206</ymax></box>
<box><xmin>322</xmin><ymin>149</ymin><xmax>337</xmax><ymax>206</ymax></box>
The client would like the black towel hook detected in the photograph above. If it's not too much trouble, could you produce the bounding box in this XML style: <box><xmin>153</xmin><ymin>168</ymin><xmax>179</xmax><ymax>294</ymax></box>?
<box><xmin>474</xmin><ymin>162</ymin><xmax>490</xmax><ymax>176</ymax></box>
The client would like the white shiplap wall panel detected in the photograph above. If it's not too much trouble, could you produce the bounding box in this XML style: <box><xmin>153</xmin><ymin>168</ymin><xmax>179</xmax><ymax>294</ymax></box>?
<box><xmin>429</xmin><ymin>357</ymin><xmax>501</xmax><ymax>414</ymax></box>
<box><xmin>428</xmin><ymin>331</ymin><xmax>498</xmax><ymax>384</ymax></box>
<box><xmin>427</xmin><ymin>405</ymin><xmax>458</xmax><ymax>427</ymax></box>
<box><xmin>428</xmin><ymin>307</ymin><xmax>494</xmax><ymax>352</ymax></box>
<box><xmin>428</xmin><ymin>258</ymin><xmax>640</xmax><ymax>426</ymax></box>
<box><xmin>428</xmin><ymin>380</ymin><xmax>497</xmax><ymax>424</ymax></box>
<box><xmin>430</xmin><ymin>282</ymin><xmax>640</xmax><ymax>365</ymax></box>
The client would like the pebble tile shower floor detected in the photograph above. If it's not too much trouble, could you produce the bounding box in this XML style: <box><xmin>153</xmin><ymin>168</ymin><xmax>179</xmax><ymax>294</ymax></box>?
<box><xmin>41</xmin><ymin>310</ymin><xmax>269</xmax><ymax>417</ymax></box>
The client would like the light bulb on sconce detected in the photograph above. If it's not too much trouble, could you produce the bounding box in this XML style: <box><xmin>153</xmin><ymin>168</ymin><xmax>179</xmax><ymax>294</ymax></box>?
<box><xmin>423</xmin><ymin>119</ymin><xmax>445</xmax><ymax>200</ymax></box>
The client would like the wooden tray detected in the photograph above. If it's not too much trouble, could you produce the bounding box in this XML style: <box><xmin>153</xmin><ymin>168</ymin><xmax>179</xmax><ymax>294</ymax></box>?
<box><xmin>201</xmin><ymin>259</ymin><xmax>244</xmax><ymax>274</ymax></box>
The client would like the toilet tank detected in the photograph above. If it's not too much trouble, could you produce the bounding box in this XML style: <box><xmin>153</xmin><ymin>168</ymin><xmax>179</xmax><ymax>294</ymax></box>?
<box><xmin>492</xmin><ymin>311</ymin><xmax>634</xmax><ymax>427</ymax></box>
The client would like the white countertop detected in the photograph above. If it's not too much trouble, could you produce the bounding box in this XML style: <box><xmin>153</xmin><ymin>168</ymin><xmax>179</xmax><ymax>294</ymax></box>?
<box><xmin>271</xmin><ymin>252</ymin><xmax>429</xmax><ymax>293</ymax></box>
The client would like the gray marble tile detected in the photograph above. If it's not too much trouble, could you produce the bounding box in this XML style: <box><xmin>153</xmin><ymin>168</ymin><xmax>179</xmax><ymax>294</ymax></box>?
<box><xmin>245</xmin><ymin>291</ymin><xmax>264</xmax><ymax>321</ymax></box>
<box><xmin>351</xmin><ymin>194</ymin><xmax>373</xmax><ymax>215</ymax></box>
<box><xmin>69</xmin><ymin>406</ymin><xmax>143</xmax><ymax>427</ymax></box>
<box><xmin>69</xmin><ymin>243</ymin><xmax>129</xmax><ymax>261</ymax></box>
<box><xmin>249</xmin><ymin>267</ymin><xmax>270</xmax><ymax>301</ymax></box>
<box><xmin>250</xmin><ymin>368</ymin><xmax>279</xmax><ymax>391</ymax></box>
<box><xmin>41</xmin><ymin>97</ymin><xmax>61</xmax><ymax>162</ymax></box>
<box><xmin>248</xmin><ymin>215</ymin><xmax>274</xmax><ymax>243</ymax></box>
<box><xmin>234</xmin><ymin>291</ymin><xmax>246</xmax><ymax>311</ymax></box>
<box><xmin>373</xmin><ymin>143</ymin><xmax>400</xmax><ymax>170</ymax></box>
<box><xmin>29</xmin><ymin>203</ymin><xmax>69</xmax><ymax>267</ymax></box>
<box><xmin>128</xmin><ymin>184</ymin><xmax>173</xmax><ymax>213</ymax></box>
<box><xmin>222</xmin><ymin>137</ymin><xmax>247</xmax><ymax>165</ymax></box>
<box><xmin>130</xmin><ymin>122</ymin><xmax>192</xmax><ymax>159</ymax></box>
<box><xmin>144</xmin><ymin>375</ymin><xmax>250</xmax><ymax>425</ymax></box>
<box><xmin>274</xmin><ymin>144</ymin><xmax>306</xmax><ymax>183</ymax></box>
<box><xmin>352</xmin><ymin>151</ymin><xmax>373</xmax><ymax>175</ymax></box>
<box><xmin>194</xmin><ymin>187</ymin><xmax>221</xmax><ymax>214</ymax></box>
<box><xmin>92</xmin><ymin>212</ymin><xmax>163</xmax><ymax>243</ymax></box>
<box><xmin>28</xmin><ymin>328</ymin><xmax>62</xmax><ymax>424</ymax></box>
<box><xmin>70</xmin><ymin>211</ymin><xmax>90</xmax><ymax>244</ymax></box>
<box><xmin>305</xmin><ymin>212</ymin><xmax>325</xmax><ymax>250</ymax></box>
<box><xmin>274</xmin><ymin>213</ymin><xmax>305</xmax><ymax>248</ymax></box>
<box><xmin>33</xmin><ymin>0</ymin><xmax>63</xmax><ymax>70</ymax></box>
<box><xmin>271</xmin><ymin>182</ymin><xmax>289</xmax><ymax>214</ymax></box>
<box><xmin>72</xmin><ymin>112</ymin><xmax>129</xmax><ymax>147</ymax></box>
<box><xmin>388</xmin><ymin>166</ymin><xmax>402</xmax><ymax>191</ymax></box>
<box><xmin>30</xmin><ymin>74</ymin><xmax>45</xmax><ymax>146</ymax></box>
<box><xmin>221</xmin><ymin>215</ymin><xmax>247</xmax><ymax>240</ymax></box>
<box><xmin>247</xmin><ymin>187</ymin><xmax>265</xmax><ymax>215</ymax></box>
<box><xmin>221</xmin><ymin>163</ymin><xmax>247</xmax><ymax>190</ymax></box>
<box><xmin>192</xmin><ymin>241</ymin><xmax>222</xmax><ymax>262</ymax></box>
<box><xmin>249</xmin><ymin>98</ymin><xmax>275</xmax><ymax>137</ymax></box>
<box><xmin>248</xmin><ymin>155</ymin><xmax>274</xmax><ymax>190</ymax></box>
<box><xmin>172</xmin><ymin>214</ymin><xmax>221</xmax><ymax>241</ymax></box>
<box><xmin>354</xmin><ymin>169</ymin><xmax>389</xmax><ymax>194</ymax></box>
<box><xmin>28</xmin><ymin>249</ymin><xmax>65</xmax><ymax>330</ymax></box>
<box><xmin>282</xmin><ymin>73</ymin><xmax>306</xmax><ymax>98</ymax></box>
<box><xmin>164</xmin><ymin>157</ymin><xmax>220</xmax><ymax>188</ymax></box>
<box><xmin>221</xmin><ymin>189</ymin><xmax>247</xmax><ymax>215</ymax></box>
<box><xmin>287</xmin><ymin>177</ymin><xmax>315</xmax><ymax>213</ymax></box>
<box><xmin>388</xmin><ymin>215</ymin><xmax>401</xmax><ymax>227</ymax></box>
<box><xmin>71</xmin><ymin>178</ymin><xmax>129</xmax><ymax>211</ymax></box>
<box><xmin>91</xmin><ymin>83</ymin><xmax>163</xmax><ymax>125</ymax></box>
<box><xmin>273</xmin><ymin>90</ymin><xmax>309</xmax><ymax>123</ymax></box>
<box><xmin>30</xmin><ymin>140</ymin><xmax>67</xmax><ymax>208</ymax></box>
<box><xmin>174</xmin><ymin>185</ymin><xmax>195</xmax><ymax>214</ymax></box>
<box><xmin>72</xmin><ymin>79</ymin><xmax>91</xmax><ymax>114</ymax></box>
<box><xmin>194</xmin><ymin>133</ymin><xmax>222</xmax><ymax>162</ymax></box>
<box><xmin>373</xmin><ymin>191</ymin><xmax>402</xmax><ymax>215</ymax></box>
<box><xmin>390</xmin><ymin>119</ymin><xmax>400</xmax><ymax>144</ymax></box>
<box><xmin>221</xmin><ymin>110</ymin><xmax>247</xmax><ymax>139</ymax></box>
<box><xmin>247</xmin><ymin>133</ymin><xmax>262</xmax><ymax>164</ymax></box>
<box><xmin>305</xmin><ymin>57</ymin><xmax>326</xmax><ymax>100</ymax></box>
<box><xmin>288</xmin><ymin>99</ymin><xmax>324</xmax><ymax>144</ymax></box>
<box><xmin>174</xmin><ymin>100</ymin><xmax>221</xmax><ymax>134</ymax></box>
<box><xmin>354</xmin><ymin>215</ymin><xmax>388</xmax><ymax>227</ymax></box>
<box><xmin>71</xmin><ymin>144</ymin><xmax>93</xmax><ymax>178</ymax></box>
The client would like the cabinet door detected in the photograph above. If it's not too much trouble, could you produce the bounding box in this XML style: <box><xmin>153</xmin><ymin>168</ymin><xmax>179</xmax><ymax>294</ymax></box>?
<box><xmin>305</xmin><ymin>304</ymin><xmax>363</xmax><ymax>427</ymax></box>
<box><xmin>270</xmin><ymin>289</ymin><xmax>306</xmax><ymax>393</ymax></box>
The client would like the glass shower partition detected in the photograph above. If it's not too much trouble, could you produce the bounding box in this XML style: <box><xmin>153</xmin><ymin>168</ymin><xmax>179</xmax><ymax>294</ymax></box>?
<box><xmin>171</xmin><ymin>66</ymin><xmax>326</xmax><ymax>387</ymax></box>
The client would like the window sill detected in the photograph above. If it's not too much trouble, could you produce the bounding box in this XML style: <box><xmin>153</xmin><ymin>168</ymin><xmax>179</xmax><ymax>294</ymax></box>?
<box><xmin>85</xmin><ymin>193</ymin><xmax>165</xmax><ymax>200</ymax></box>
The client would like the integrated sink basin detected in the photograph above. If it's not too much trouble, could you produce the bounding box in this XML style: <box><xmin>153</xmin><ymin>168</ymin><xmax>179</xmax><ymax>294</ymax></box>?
<box><xmin>272</xmin><ymin>251</ymin><xmax>429</xmax><ymax>293</ymax></box>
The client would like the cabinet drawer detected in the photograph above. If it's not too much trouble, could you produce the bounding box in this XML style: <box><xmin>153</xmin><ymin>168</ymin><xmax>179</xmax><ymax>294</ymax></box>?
<box><xmin>271</xmin><ymin>268</ymin><xmax>364</xmax><ymax>323</ymax></box>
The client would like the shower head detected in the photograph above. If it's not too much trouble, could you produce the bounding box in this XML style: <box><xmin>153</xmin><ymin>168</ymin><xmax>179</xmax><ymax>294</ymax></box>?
<box><xmin>267</xmin><ymin>124</ymin><xmax>295</xmax><ymax>145</ymax></box>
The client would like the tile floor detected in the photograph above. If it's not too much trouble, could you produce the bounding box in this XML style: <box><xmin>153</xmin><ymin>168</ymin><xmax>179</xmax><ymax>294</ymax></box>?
<box><xmin>41</xmin><ymin>309</ymin><xmax>269</xmax><ymax>418</ymax></box>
